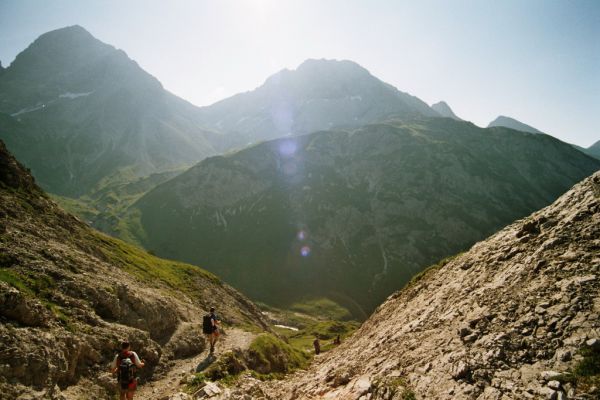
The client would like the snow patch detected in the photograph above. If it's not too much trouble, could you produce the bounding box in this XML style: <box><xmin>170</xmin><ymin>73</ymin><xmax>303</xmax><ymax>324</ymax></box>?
<box><xmin>11</xmin><ymin>104</ymin><xmax>46</xmax><ymax>117</ymax></box>
<box><xmin>274</xmin><ymin>324</ymin><xmax>299</xmax><ymax>331</ymax></box>
<box><xmin>59</xmin><ymin>91</ymin><xmax>94</xmax><ymax>99</ymax></box>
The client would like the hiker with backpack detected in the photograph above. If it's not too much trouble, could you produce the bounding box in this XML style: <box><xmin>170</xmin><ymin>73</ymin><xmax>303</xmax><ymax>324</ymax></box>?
<box><xmin>202</xmin><ymin>307</ymin><xmax>220</xmax><ymax>354</ymax></box>
<box><xmin>111</xmin><ymin>341</ymin><xmax>145</xmax><ymax>400</ymax></box>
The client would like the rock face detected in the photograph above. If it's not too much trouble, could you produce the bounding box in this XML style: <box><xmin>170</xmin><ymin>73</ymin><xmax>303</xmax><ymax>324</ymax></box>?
<box><xmin>0</xmin><ymin>25</ymin><xmax>218</xmax><ymax>197</ymax></box>
<box><xmin>196</xmin><ymin>58</ymin><xmax>439</xmax><ymax>149</ymax></box>
<box><xmin>131</xmin><ymin>117</ymin><xmax>600</xmax><ymax>314</ymax></box>
<box><xmin>0</xmin><ymin>141</ymin><xmax>269</xmax><ymax>399</ymax></box>
<box><xmin>244</xmin><ymin>171</ymin><xmax>600</xmax><ymax>399</ymax></box>
<box><xmin>431</xmin><ymin>101</ymin><xmax>461</xmax><ymax>120</ymax></box>
<box><xmin>487</xmin><ymin>115</ymin><xmax>543</xmax><ymax>134</ymax></box>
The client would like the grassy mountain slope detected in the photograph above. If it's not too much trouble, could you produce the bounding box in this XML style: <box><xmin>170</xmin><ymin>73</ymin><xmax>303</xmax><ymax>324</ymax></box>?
<box><xmin>0</xmin><ymin>140</ymin><xmax>269</xmax><ymax>399</ymax></box>
<box><xmin>129</xmin><ymin>117</ymin><xmax>600</xmax><ymax>314</ymax></box>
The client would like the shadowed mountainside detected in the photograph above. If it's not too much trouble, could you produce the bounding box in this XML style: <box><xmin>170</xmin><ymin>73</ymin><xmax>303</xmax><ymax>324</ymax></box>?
<box><xmin>128</xmin><ymin>117</ymin><xmax>600</xmax><ymax>314</ymax></box>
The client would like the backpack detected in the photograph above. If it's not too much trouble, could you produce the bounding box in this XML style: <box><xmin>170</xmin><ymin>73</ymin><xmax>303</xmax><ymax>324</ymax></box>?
<box><xmin>202</xmin><ymin>314</ymin><xmax>213</xmax><ymax>334</ymax></box>
<box><xmin>117</xmin><ymin>351</ymin><xmax>136</xmax><ymax>388</ymax></box>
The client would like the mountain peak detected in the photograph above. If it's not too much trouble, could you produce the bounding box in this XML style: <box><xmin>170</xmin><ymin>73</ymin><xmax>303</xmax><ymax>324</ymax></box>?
<box><xmin>296</xmin><ymin>58</ymin><xmax>370</xmax><ymax>74</ymax></box>
<box><xmin>7</xmin><ymin>24</ymin><xmax>115</xmax><ymax>77</ymax></box>
<box><xmin>431</xmin><ymin>100</ymin><xmax>461</xmax><ymax>120</ymax></box>
<box><xmin>488</xmin><ymin>115</ymin><xmax>543</xmax><ymax>134</ymax></box>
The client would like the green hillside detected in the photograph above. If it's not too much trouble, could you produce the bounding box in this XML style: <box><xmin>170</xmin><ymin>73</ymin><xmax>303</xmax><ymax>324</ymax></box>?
<box><xmin>128</xmin><ymin>117</ymin><xmax>600</xmax><ymax>315</ymax></box>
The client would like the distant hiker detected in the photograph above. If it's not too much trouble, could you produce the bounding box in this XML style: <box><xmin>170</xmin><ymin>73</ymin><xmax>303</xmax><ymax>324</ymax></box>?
<box><xmin>111</xmin><ymin>341</ymin><xmax>145</xmax><ymax>400</ymax></box>
<box><xmin>203</xmin><ymin>307</ymin><xmax>220</xmax><ymax>354</ymax></box>
<box><xmin>333</xmin><ymin>335</ymin><xmax>341</xmax><ymax>345</ymax></box>
<box><xmin>313</xmin><ymin>335</ymin><xmax>321</xmax><ymax>355</ymax></box>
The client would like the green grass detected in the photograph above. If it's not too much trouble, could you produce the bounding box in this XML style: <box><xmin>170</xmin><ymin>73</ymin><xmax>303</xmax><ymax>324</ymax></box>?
<box><xmin>247</xmin><ymin>333</ymin><xmax>310</xmax><ymax>372</ymax></box>
<box><xmin>0</xmin><ymin>269</ymin><xmax>31</xmax><ymax>293</ymax></box>
<box><xmin>259</xmin><ymin>300</ymin><xmax>360</xmax><ymax>357</ymax></box>
<box><xmin>51</xmin><ymin>194</ymin><xmax>98</xmax><ymax>220</ymax></box>
<box><xmin>91</xmin><ymin>231</ymin><xmax>221</xmax><ymax>298</ymax></box>
<box><xmin>194</xmin><ymin>333</ymin><xmax>310</xmax><ymax>389</ymax></box>
<box><xmin>289</xmin><ymin>297</ymin><xmax>353</xmax><ymax>321</ymax></box>
<box><xmin>553</xmin><ymin>344</ymin><xmax>600</xmax><ymax>394</ymax></box>
<box><xmin>0</xmin><ymin>268</ymin><xmax>75</xmax><ymax>329</ymax></box>
<box><xmin>405</xmin><ymin>252</ymin><xmax>464</xmax><ymax>289</ymax></box>
<box><xmin>282</xmin><ymin>320</ymin><xmax>360</xmax><ymax>354</ymax></box>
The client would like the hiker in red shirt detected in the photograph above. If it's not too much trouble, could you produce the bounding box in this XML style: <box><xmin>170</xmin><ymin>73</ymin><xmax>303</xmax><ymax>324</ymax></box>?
<box><xmin>111</xmin><ymin>341</ymin><xmax>145</xmax><ymax>400</ymax></box>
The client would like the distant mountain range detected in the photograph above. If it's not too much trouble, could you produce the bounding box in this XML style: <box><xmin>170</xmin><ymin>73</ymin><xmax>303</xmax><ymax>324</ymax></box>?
<box><xmin>128</xmin><ymin>118</ymin><xmax>600</xmax><ymax>313</ymax></box>
<box><xmin>196</xmin><ymin>58</ymin><xmax>440</xmax><ymax>149</ymax></box>
<box><xmin>486</xmin><ymin>116</ymin><xmax>599</xmax><ymax>160</ymax></box>
<box><xmin>585</xmin><ymin>140</ymin><xmax>600</xmax><ymax>159</ymax></box>
<box><xmin>0</xmin><ymin>26</ymin><xmax>444</xmax><ymax>201</ymax></box>
<box><xmin>487</xmin><ymin>115</ymin><xmax>543</xmax><ymax>134</ymax></box>
<box><xmin>0</xmin><ymin>25</ymin><xmax>219</xmax><ymax>197</ymax></box>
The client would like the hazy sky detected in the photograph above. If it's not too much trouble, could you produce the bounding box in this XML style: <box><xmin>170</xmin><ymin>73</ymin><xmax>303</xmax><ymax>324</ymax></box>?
<box><xmin>0</xmin><ymin>0</ymin><xmax>598</xmax><ymax>147</ymax></box>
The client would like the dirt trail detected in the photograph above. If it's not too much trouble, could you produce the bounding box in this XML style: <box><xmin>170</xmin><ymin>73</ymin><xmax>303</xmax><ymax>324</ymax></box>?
<box><xmin>137</xmin><ymin>328</ymin><xmax>257</xmax><ymax>400</ymax></box>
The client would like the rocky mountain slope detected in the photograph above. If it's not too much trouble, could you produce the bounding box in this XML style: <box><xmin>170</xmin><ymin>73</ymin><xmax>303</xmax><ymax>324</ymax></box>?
<box><xmin>0</xmin><ymin>25</ymin><xmax>219</xmax><ymax>197</ymax></box>
<box><xmin>431</xmin><ymin>101</ymin><xmax>461</xmax><ymax>120</ymax></box>
<box><xmin>196</xmin><ymin>58</ymin><xmax>440</xmax><ymax>148</ymax></box>
<box><xmin>129</xmin><ymin>117</ymin><xmax>600</xmax><ymax>315</ymax></box>
<box><xmin>0</xmin><ymin>141</ymin><xmax>269</xmax><ymax>399</ymax></box>
<box><xmin>487</xmin><ymin>115</ymin><xmax>543</xmax><ymax>134</ymax></box>
<box><xmin>228</xmin><ymin>170</ymin><xmax>600</xmax><ymax>400</ymax></box>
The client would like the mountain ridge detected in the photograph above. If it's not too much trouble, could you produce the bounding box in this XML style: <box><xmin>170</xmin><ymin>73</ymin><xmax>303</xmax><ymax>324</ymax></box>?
<box><xmin>487</xmin><ymin>115</ymin><xmax>543</xmax><ymax>134</ymax></box>
<box><xmin>196</xmin><ymin>58</ymin><xmax>440</xmax><ymax>149</ymax></box>
<box><xmin>129</xmin><ymin>117</ymin><xmax>600</xmax><ymax>314</ymax></box>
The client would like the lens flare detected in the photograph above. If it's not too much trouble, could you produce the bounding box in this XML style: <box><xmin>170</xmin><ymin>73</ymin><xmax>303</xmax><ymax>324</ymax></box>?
<box><xmin>279</xmin><ymin>140</ymin><xmax>297</xmax><ymax>157</ymax></box>
<box><xmin>300</xmin><ymin>246</ymin><xmax>311</xmax><ymax>257</ymax></box>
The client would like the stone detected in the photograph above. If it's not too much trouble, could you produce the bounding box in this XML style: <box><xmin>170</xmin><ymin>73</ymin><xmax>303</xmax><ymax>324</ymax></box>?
<box><xmin>547</xmin><ymin>380</ymin><xmax>561</xmax><ymax>390</ymax></box>
<box><xmin>451</xmin><ymin>361</ymin><xmax>471</xmax><ymax>380</ymax></box>
<box><xmin>585</xmin><ymin>338</ymin><xmax>599</xmax><ymax>349</ymax></box>
<box><xmin>168</xmin><ymin>393</ymin><xmax>190</xmax><ymax>400</ymax></box>
<box><xmin>539</xmin><ymin>371</ymin><xmax>562</xmax><ymax>381</ymax></box>
<box><xmin>555</xmin><ymin>349</ymin><xmax>572</xmax><ymax>362</ymax></box>
<box><xmin>539</xmin><ymin>387</ymin><xmax>558</xmax><ymax>400</ymax></box>
<box><xmin>202</xmin><ymin>382</ymin><xmax>222</xmax><ymax>397</ymax></box>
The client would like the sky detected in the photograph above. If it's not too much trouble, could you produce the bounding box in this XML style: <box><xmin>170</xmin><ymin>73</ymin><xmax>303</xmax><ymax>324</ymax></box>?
<box><xmin>0</xmin><ymin>0</ymin><xmax>598</xmax><ymax>147</ymax></box>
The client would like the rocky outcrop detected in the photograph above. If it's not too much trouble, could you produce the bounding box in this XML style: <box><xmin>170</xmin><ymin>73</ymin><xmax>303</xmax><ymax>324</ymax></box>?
<box><xmin>431</xmin><ymin>101</ymin><xmax>461</xmax><ymax>120</ymax></box>
<box><xmin>0</xmin><ymin>141</ymin><xmax>269</xmax><ymax>399</ymax></box>
<box><xmin>226</xmin><ymin>171</ymin><xmax>600</xmax><ymax>399</ymax></box>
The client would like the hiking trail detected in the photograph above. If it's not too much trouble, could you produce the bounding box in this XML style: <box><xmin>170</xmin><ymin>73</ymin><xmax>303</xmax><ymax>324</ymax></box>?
<box><xmin>137</xmin><ymin>327</ymin><xmax>257</xmax><ymax>400</ymax></box>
